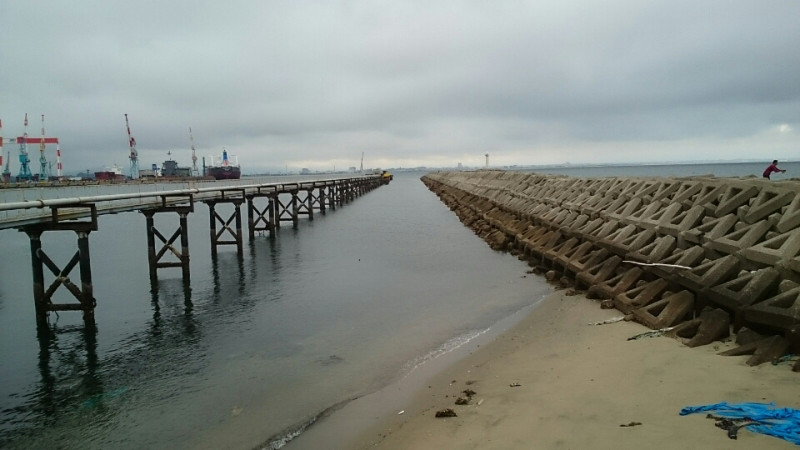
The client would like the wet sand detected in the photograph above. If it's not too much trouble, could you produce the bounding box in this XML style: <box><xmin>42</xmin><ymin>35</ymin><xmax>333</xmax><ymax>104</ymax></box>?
<box><xmin>342</xmin><ymin>289</ymin><xmax>800</xmax><ymax>449</ymax></box>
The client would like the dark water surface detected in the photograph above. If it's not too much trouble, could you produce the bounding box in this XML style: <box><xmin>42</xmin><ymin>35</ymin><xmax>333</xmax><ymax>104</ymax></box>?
<box><xmin>0</xmin><ymin>172</ymin><xmax>551</xmax><ymax>449</ymax></box>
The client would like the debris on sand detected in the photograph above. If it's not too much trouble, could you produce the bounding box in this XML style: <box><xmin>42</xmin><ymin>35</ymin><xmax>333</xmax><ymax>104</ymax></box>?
<box><xmin>589</xmin><ymin>316</ymin><xmax>624</xmax><ymax>326</ymax></box>
<box><xmin>627</xmin><ymin>326</ymin><xmax>676</xmax><ymax>341</ymax></box>
<box><xmin>620</xmin><ymin>421</ymin><xmax>642</xmax><ymax>427</ymax></box>
<box><xmin>435</xmin><ymin>408</ymin><xmax>458</xmax><ymax>418</ymax></box>
<box><xmin>454</xmin><ymin>388</ymin><xmax>477</xmax><ymax>405</ymax></box>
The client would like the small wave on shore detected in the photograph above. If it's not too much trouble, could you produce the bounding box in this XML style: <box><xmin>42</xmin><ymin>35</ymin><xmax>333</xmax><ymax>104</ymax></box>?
<box><xmin>258</xmin><ymin>328</ymin><xmax>491</xmax><ymax>449</ymax></box>
<box><xmin>400</xmin><ymin>328</ymin><xmax>491</xmax><ymax>379</ymax></box>
<box><xmin>259</xmin><ymin>398</ymin><xmax>354</xmax><ymax>449</ymax></box>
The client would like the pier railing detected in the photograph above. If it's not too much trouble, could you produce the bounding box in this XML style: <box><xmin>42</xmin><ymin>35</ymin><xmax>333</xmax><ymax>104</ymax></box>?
<box><xmin>3</xmin><ymin>174</ymin><xmax>389</xmax><ymax>328</ymax></box>
<box><xmin>0</xmin><ymin>176</ymin><xmax>378</xmax><ymax>229</ymax></box>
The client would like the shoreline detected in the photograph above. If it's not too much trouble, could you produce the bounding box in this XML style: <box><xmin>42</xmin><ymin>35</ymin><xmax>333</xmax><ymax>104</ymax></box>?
<box><xmin>286</xmin><ymin>170</ymin><xmax>800</xmax><ymax>449</ymax></box>
<box><xmin>342</xmin><ymin>289</ymin><xmax>800</xmax><ymax>449</ymax></box>
<box><xmin>283</xmin><ymin>290</ymin><xmax>553</xmax><ymax>449</ymax></box>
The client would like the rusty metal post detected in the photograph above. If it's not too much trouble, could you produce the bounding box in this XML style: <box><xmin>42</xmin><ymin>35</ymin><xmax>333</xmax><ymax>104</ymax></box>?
<box><xmin>348</xmin><ymin>180</ymin><xmax>355</xmax><ymax>202</ymax></box>
<box><xmin>291</xmin><ymin>190</ymin><xmax>299</xmax><ymax>228</ymax></box>
<box><xmin>246</xmin><ymin>193</ymin><xmax>276</xmax><ymax>238</ymax></box>
<box><xmin>318</xmin><ymin>187</ymin><xmax>327</xmax><ymax>215</ymax></box>
<box><xmin>144</xmin><ymin>211</ymin><xmax>158</xmax><ymax>281</ymax></box>
<box><xmin>141</xmin><ymin>203</ymin><xmax>193</xmax><ymax>282</ymax></box>
<box><xmin>269</xmin><ymin>193</ymin><xmax>278</xmax><ymax>230</ymax></box>
<box><xmin>208</xmin><ymin>201</ymin><xmax>219</xmax><ymax>257</ymax></box>
<box><xmin>77</xmin><ymin>230</ymin><xmax>95</xmax><ymax>326</ymax></box>
<box><xmin>306</xmin><ymin>189</ymin><xmax>315</xmax><ymax>221</ymax></box>
<box><xmin>27</xmin><ymin>229</ymin><xmax>47</xmax><ymax>326</ymax></box>
<box><xmin>234</xmin><ymin>203</ymin><xmax>243</xmax><ymax>251</ymax></box>
<box><xmin>22</xmin><ymin>204</ymin><xmax>98</xmax><ymax>327</ymax></box>
<box><xmin>269</xmin><ymin>197</ymin><xmax>276</xmax><ymax>235</ymax></box>
<box><xmin>179</xmin><ymin>212</ymin><xmax>191</xmax><ymax>280</ymax></box>
<box><xmin>247</xmin><ymin>196</ymin><xmax>255</xmax><ymax>240</ymax></box>
<box><xmin>206</xmin><ymin>197</ymin><xmax>244</xmax><ymax>255</ymax></box>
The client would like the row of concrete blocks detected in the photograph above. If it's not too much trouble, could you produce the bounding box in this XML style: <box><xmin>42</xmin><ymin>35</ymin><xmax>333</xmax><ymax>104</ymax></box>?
<box><xmin>427</xmin><ymin>172</ymin><xmax>800</xmax><ymax>325</ymax></box>
<box><xmin>443</xmin><ymin>170</ymin><xmax>800</xmax><ymax>234</ymax></box>
<box><xmin>423</xmin><ymin>175</ymin><xmax>800</xmax><ymax>367</ymax></box>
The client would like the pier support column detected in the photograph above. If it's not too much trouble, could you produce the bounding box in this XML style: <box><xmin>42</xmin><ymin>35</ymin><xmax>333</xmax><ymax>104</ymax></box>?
<box><xmin>77</xmin><ymin>230</ymin><xmax>95</xmax><ymax>325</ymax></box>
<box><xmin>356</xmin><ymin>179</ymin><xmax>364</xmax><ymax>197</ymax></box>
<box><xmin>297</xmin><ymin>187</ymin><xmax>314</xmax><ymax>222</ymax></box>
<box><xmin>340</xmin><ymin>181</ymin><xmax>348</xmax><ymax>205</ymax></box>
<box><xmin>246</xmin><ymin>188</ymin><xmax>277</xmax><ymax>239</ymax></box>
<box><xmin>206</xmin><ymin>191</ymin><xmax>245</xmax><ymax>256</ymax></box>
<box><xmin>141</xmin><ymin>195</ymin><xmax>194</xmax><ymax>282</ymax></box>
<box><xmin>347</xmin><ymin>180</ymin><xmax>355</xmax><ymax>202</ymax></box>
<box><xmin>290</xmin><ymin>190</ymin><xmax>300</xmax><ymax>227</ymax></box>
<box><xmin>28</xmin><ymin>230</ymin><xmax>45</xmax><ymax>323</ymax></box>
<box><xmin>327</xmin><ymin>184</ymin><xmax>337</xmax><ymax>211</ymax></box>
<box><xmin>317</xmin><ymin>186</ymin><xmax>327</xmax><ymax>215</ymax></box>
<box><xmin>269</xmin><ymin>193</ymin><xmax>278</xmax><ymax>230</ymax></box>
<box><xmin>22</xmin><ymin>204</ymin><xmax>99</xmax><ymax>327</ymax></box>
<box><xmin>276</xmin><ymin>189</ymin><xmax>300</xmax><ymax>228</ymax></box>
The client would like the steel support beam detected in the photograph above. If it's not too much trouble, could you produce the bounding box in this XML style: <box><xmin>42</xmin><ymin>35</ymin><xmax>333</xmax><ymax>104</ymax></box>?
<box><xmin>141</xmin><ymin>194</ymin><xmax>194</xmax><ymax>282</ymax></box>
<box><xmin>21</xmin><ymin>204</ymin><xmax>98</xmax><ymax>327</ymax></box>
<box><xmin>206</xmin><ymin>194</ymin><xmax>245</xmax><ymax>256</ymax></box>
<box><xmin>246</xmin><ymin>191</ymin><xmax>276</xmax><ymax>239</ymax></box>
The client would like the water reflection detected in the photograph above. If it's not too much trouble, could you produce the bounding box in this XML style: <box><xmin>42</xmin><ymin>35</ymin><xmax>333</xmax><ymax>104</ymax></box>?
<box><xmin>37</xmin><ymin>324</ymin><xmax>101</xmax><ymax>412</ymax></box>
<box><xmin>0</xmin><ymin>324</ymin><xmax>103</xmax><ymax>447</ymax></box>
<box><xmin>149</xmin><ymin>277</ymin><xmax>195</xmax><ymax>336</ymax></box>
<box><xmin>4</xmin><ymin>277</ymin><xmax>212</xmax><ymax>447</ymax></box>
<box><xmin>210</xmin><ymin>250</ymin><xmax>247</xmax><ymax>302</ymax></box>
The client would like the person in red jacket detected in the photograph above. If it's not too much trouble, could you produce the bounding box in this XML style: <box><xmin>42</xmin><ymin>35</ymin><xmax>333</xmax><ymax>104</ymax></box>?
<box><xmin>763</xmin><ymin>160</ymin><xmax>786</xmax><ymax>179</ymax></box>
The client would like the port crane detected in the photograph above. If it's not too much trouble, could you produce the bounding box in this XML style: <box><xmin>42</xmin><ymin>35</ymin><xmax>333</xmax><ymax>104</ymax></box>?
<box><xmin>0</xmin><ymin>116</ymin><xmax>60</xmax><ymax>181</ymax></box>
<box><xmin>38</xmin><ymin>115</ymin><xmax>50</xmax><ymax>180</ymax></box>
<box><xmin>11</xmin><ymin>114</ymin><xmax>60</xmax><ymax>181</ymax></box>
<box><xmin>17</xmin><ymin>114</ymin><xmax>32</xmax><ymax>180</ymax></box>
<box><xmin>189</xmin><ymin>127</ymin><xmax>199</xmax><ymax>176</ymax></box>
<box><xmin>125</xmin><ymin>114</ymin><xmax>139</xmax><ymax>179</ymax></box>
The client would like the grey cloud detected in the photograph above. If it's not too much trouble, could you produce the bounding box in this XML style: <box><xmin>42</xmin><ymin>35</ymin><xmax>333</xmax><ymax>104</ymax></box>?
<box><xmin>1</xmin><ymin>0</ymin><xmax>799</xmax><ymax>174</ymax></box>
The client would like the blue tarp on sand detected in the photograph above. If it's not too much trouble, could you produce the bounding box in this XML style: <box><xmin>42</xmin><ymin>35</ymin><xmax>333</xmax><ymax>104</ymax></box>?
<box><xmin>680</xmin><ymin>402</ymin><xmax>800</xmax><ymax>445</ymax></box>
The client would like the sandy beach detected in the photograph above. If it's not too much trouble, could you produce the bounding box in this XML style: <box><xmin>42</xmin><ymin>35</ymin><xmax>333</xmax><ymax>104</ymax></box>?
<box><xmin>343</xmin><ymin>288</ymin><xmax>800</xmax><ymax>449</ymax></box>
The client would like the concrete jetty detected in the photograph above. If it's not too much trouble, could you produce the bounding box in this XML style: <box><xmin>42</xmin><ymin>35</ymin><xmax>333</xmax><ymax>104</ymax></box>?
<box><xmin>422</xmin><ymin>170</ymin><xmax>800</xmax><ymax>370</ymax></box>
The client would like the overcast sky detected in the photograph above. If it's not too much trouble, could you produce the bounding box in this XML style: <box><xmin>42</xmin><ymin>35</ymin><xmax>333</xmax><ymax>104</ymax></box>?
<box><xmin>1</xmin><ymin>1</ymin><xmax>799</xmax><ymax>174</ymax></box>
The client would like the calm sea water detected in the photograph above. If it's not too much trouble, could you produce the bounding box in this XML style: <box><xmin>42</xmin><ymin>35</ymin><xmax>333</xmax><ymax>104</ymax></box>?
<box><xmin>0</xmin><ymin>161</ymin><xmax>795</xmax><ymax>449</ymax></box>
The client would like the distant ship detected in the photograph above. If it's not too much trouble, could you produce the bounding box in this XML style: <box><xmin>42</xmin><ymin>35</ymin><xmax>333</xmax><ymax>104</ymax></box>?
<box><xmin>205</xmin><ymin>148</ymin><xmax>241</xmax><ymax>180</ymax></box>
<box><xmin>94</xmin><ymin>164</ymin><xmax>126</xmax><ymax>181</ymax></box>
<box><xmin>161</xmin><ymin>156</ymin><xmax>191</xmax><ymax>178</ymax></box>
